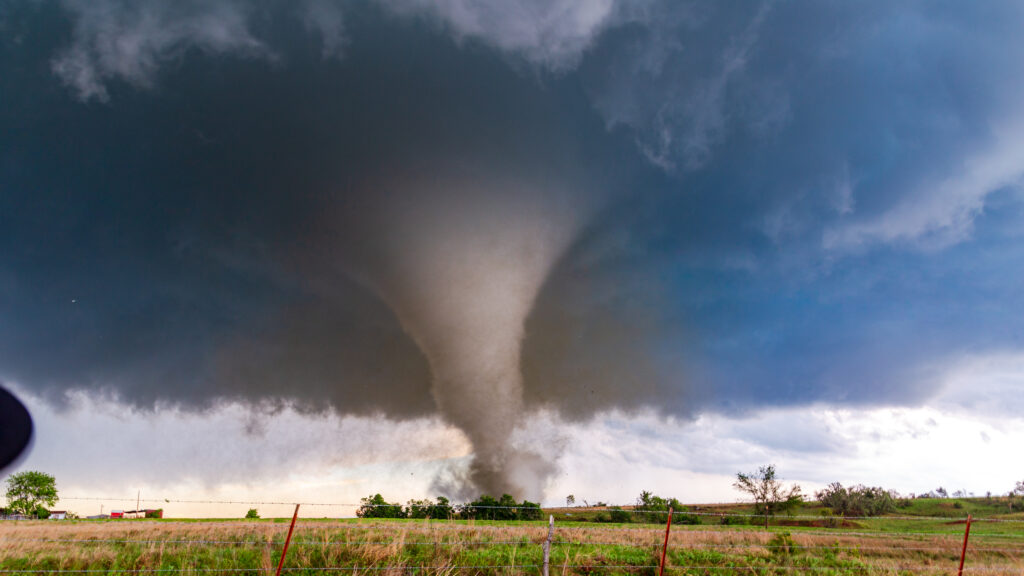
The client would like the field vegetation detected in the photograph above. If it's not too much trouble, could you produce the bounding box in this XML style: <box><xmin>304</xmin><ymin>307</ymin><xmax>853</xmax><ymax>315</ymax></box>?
<box><xmin>2</xmin><ymin>497</ymin><xmax>1023</xmax><ymax>575</ymax></box>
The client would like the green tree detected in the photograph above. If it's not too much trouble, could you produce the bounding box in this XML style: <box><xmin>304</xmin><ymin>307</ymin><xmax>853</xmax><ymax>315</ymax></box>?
<box><xmin>518</xmin><ymin>499</ymin><xmax>542</xmax><ymax>520</ymax></box>
<box><xmin>815</xmin><ymin>483</ymin><xmax>895</xmax><ymax>517</ymax></box>
<box><xmin>733</xmin><ymin>465</ymin><xmax>804</xmax><ymax>529</ymax></box>
<box><xmin>4</xmin><ymin>471</ymin><xmax>58</xmax><ymax>517</ymax></box>
<box><xmin>634</xmin><ymin>490</ymin><xmax>683</xmax><ymax>524</ymax></box>
<box><xmin>245</xmin><ymin>508</ymin><xmax>260</xmax><ymax>519</ymax></box>
<box><xmin>405</xmin><ymin>497</ymin><xmax>453</xmax><ymax>520</ymax></box>
<box><xmin>459</xmin><ymin>494</ymin><xmax>541</xmax><ymax>521</ymax></box>
<box><xmin>356</xmin><ymin>494</ymin><xmax>406</xmax><ymax>519</ymax></box>
<box><xmin>566</xmin><ymin>494</ymin><xmax>575</xmax><ymax>507</ymax></box>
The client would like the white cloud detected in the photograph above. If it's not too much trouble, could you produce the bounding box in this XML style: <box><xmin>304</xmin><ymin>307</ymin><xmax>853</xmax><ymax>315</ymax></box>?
<box><xmin>52</xmin><ymin>0</ymin><xmax>270</xmax><ymax>102</ymax></box>
<box><xmin>379</xmin><ymin>0</ymin><xmax>622</xmax><ymax>70</ymax></box>
<box><xmin>548</xmin><ymin>405</ymin><xmax>1024</xmax><ymax>504</ymax></box>
<box><xmin>7</xmin><ymin>386</ymin><xmax>470</xmax><ymax>518</ymax></box>
<box><xmin>302</xmin><ymin>0</ymin><xmax>347</xmax><ymax>60</ymax></box>
<box><xmin>933</xmin><ymin>350</ymin><xmax>1024</xmax><ymax>418</ymax></box>
<box><xmin>588</xmin><ymin>2</ymin><xmax>778</xmax><ymax>172</ymax></box>
<box><xmin>824</xmin><ymin>117</ymin><xmax>1024</xmax><ymax>251</ymax></box>
<box><xmin>8</xmin><ymin>349</ymin><xmax>1024</xmax><ymax>518</ymax></box>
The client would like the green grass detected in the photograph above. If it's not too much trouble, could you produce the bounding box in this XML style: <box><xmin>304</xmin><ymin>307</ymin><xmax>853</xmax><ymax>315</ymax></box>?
<box><xmin>2</xmin><ymin>499</ymin><xmax>1023</xmax><ymax>575</ymax></box>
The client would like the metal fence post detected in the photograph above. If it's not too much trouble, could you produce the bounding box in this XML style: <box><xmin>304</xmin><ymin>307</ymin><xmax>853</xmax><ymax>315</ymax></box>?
<box><xmin>957</xmin><ymin>514</ymin><xmax>972</xmax><ymax>576</ymax></box>
<box><xmin>543</xmin><ymin>514</ymin><xmax>553</xmax><ymax>576</ymax></box>
<box><xmin>658</xmin><ymin>507</ymin><xmax>673</xmax><ymax>576</ymax></box>
<box><xmin>275</xmin><ymin>504</ymin><xmax>300</xmax><ymax>576</ymax></box>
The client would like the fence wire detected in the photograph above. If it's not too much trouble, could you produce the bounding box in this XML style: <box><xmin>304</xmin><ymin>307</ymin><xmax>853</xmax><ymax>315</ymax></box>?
<box><xmin>4</xmin><ymin>497</ymin><xmax>1024</xmax><ymax>575</ymax></box>
<box><xmin>53</xmin><ymin>496</ymin><xmax>1024</xmax><ymax>523</ymax></box>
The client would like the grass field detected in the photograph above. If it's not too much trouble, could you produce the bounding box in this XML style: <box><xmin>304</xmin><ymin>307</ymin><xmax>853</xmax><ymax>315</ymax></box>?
<box><xmin>2</xmin><ymin>498</ymin><xmax>1023</xmax><ymax>575</ymax></box>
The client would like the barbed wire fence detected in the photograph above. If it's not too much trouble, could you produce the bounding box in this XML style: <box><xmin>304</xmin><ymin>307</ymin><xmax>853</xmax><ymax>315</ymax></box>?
<box><xmin>2</xmin><ymin>496</ymin><xmax>1024</xmax><ymax>575</ymax></box>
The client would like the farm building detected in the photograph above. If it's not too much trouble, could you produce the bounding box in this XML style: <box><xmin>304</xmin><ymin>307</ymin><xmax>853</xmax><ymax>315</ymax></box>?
<box><xmin>48</xmin><ymin>511</ymin><xmax>67</xmax><ymax>520</ymax></box>
<box><xmin>115</xmin><ymin>509</ymin><xmax>163</xmax><ymax>519</ymax></box>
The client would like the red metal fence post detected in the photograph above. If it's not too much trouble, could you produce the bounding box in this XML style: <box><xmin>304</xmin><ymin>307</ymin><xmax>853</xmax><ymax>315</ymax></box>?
<box><xmin>275</xmin><ymin>504</ymin><xmax>300</xmax><ymax>576</ymax></box>
<box><xmin>658</xmin><ymin>507</ymin><xmax>673</xmax><ymax>576</ymax></box>
<box><xmin>957</xmin><ymin>514</ymin><xmax>972</xmax><ymax>576</ymax></box>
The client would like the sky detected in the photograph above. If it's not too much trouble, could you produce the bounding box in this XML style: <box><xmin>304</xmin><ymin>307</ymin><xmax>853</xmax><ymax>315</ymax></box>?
<box><xmin>2</xmin><ymin>0</ymin><xmax>1024</xmax><ymax>517</ymax></box>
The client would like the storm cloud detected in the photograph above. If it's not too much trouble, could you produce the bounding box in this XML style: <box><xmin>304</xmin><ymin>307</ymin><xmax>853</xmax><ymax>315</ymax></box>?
<box><xmin>2</xmin><ymin>0</ymin><xmax>1024</xmax><ymax>498</ymax></box>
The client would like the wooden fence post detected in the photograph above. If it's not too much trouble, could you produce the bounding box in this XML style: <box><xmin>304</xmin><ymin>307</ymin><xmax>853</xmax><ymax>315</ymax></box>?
<box><xmin>957</xmin><ymin>514</ymin><xmax>972</xmax><ymax>576</ymax></box>
<box><xmin>543</xmin><ymin>515</ymin><xmax>553</xmax><ymax>576</ymax></box>
<box><xmin>658</xmin><ymin>507</ymin><xmax>673</xmax><ymax>576</ymax></box>
<box><xmin>274</xmin><ymin>504</ymin><xmax>300</xmax><ymax>576</ymax></box>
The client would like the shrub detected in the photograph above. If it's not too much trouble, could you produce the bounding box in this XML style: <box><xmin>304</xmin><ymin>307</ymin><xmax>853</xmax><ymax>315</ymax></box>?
<box><xmin>768</xmin><ymin>532</ymin><xmax>799</xmax><ymax>557</ymax></box>
<box><xmin>819</xmin><ymin>509</ymin><xmax>839</xmax><ymax>528</ymax></box>
<box><xmin>608</xmin><ymin>507</ymin><xmax>632</xmax><ymax>523</ymax></box>
<box><xmin>673</xmin><ymin>513</ymin><xmax>701</xmax><ymax>525</ymax></box>
<box><xmin>245</xmin><ymin>509</ymin><xmax>259</xmax><ymax>519</ymax></box>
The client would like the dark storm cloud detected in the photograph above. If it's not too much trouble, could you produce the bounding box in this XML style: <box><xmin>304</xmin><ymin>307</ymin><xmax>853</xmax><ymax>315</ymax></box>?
<box><xmin>2</xmin><ymin>0</ymin><xmax>1024</xmax><ymax>494</ymax></box>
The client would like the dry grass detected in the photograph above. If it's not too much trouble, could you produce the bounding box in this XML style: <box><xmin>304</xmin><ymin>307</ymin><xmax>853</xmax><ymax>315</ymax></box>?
<box><xmin>0</xmin><ymin>519</ymin><xmax>1022</xmax><ymax>575</ymax></box>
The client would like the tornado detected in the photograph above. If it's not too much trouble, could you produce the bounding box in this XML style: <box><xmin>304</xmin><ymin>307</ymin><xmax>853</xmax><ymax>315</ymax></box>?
<box><xmin>348</xmin><ymin>175</ymin><xmax>586</xmax><ymax>499</ymax></box>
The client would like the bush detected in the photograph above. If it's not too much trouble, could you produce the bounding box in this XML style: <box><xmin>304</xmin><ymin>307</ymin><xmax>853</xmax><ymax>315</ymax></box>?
<box><xmin>245</xmin><ymin>509</ymin><xmax>259</xmax><ymax>519</ymax></box>
<box><xmin>673</xmin><ymin>512</ymin><xmax>701</xmax><ymax>525</ymax></box>
<box><xmin>768</xmin><ymin>532</ymin><xmax>799</xmax><ymax>557</ymax></box>
<box><xmin>819</xmin><ymin>509</ymin><xmax>839</xmax><ymax>528</ymax></box>
<box><xmin>608</xmin><ymin>507</ymin><xmax>632</xmax><ymax>523</ymax></box>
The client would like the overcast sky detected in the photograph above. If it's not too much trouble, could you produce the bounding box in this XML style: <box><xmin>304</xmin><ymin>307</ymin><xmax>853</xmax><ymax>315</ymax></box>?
<box><xmin>2</xmin><ymin>0</ymin><xmax>1023</xmax><ymax>516</ymax></box>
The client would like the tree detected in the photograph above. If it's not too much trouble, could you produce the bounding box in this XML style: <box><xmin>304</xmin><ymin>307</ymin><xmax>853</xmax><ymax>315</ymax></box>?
<box><xmin>4</xmin><ymin>471</ymin><xmax>58</xmax><ymax>517</ymax></box>
<box><xmin>356</xmin><ymin>494</ymin><xmax>406</xmax><ymax>519</ymax></box>
<box><xmin>245</xmin><ymin>508</ymin><xmax>260</xmax><ymax>519</ymax></box>
<box><xmin>566</xmin><ymin>494</ymin><xmax>575</xmax><ymax>507</ymax></box>
<box><xmin>1011</xmin><ymin>480</ymin><xmax>1024</xmax><ymax>497</ymax></box>
<box><xmin>815</xmin><ymin>483</ymin><xmax>895</xmax><ymax>517</ymax></box>
<box><xmin>634</xmin><ymin>490</ymin><xmax>683</xmax><ymax>524</ymax></box>
<box><xmin>458</xmin><ymin>494</ymin><xmax>541</xmax><ymax>521</ymax></box>
<box><xmin>406</xmin><ymin>496</ymin><xmax>453</xmax><ymax>520</ymax></box>
<box><xmin>733</xmin><ymin>465</ymin><xmax>804</xmax><ymax>529</ymax></box>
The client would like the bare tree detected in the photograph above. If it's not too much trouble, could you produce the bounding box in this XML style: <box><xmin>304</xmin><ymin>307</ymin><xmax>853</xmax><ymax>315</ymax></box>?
<box><xmin>1012</xmin><ymin>480</ymin><xmax>1024</xmax><ymax>497</ymax></box>
<box><xmin>733</xmin><ymin>464</ymin><xmax>804</xmax><ymax>529</ymax></box>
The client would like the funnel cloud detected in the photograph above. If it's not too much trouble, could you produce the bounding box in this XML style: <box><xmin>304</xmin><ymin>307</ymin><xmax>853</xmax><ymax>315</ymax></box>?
<box><xmin>342</xmin><ymin>177</ymin><xmax>592</xmax><ymax>497</ymax></box>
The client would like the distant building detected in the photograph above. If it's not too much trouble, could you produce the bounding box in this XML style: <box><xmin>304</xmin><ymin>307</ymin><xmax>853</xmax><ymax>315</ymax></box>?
<box><xmin>116</xmin><ymin>509</ymin><xmax>163</xmax><ymax>519</ymax></box>
<box><xmin>48</xmin><ymin>511</ymin><xmax>67</xmax><ymax>520</ymax></box>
